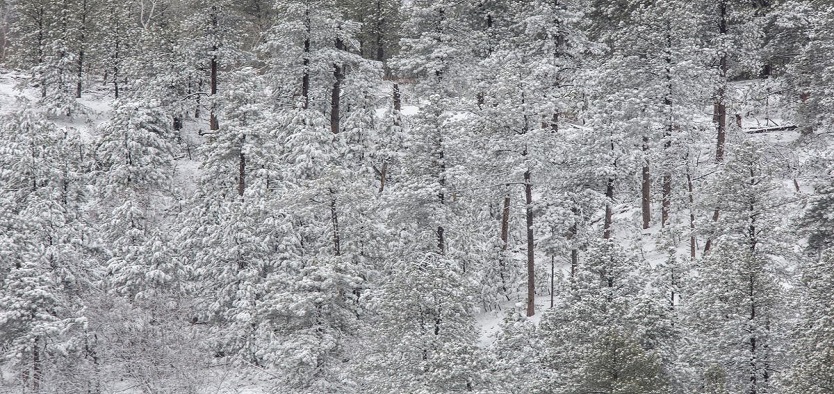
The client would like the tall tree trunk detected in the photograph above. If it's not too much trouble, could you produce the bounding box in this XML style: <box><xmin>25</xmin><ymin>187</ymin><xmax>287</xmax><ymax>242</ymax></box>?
<box><xmin>499</xmin><ymin>192</ymin><xmax>511</xmax><ymax>299</ymax></box>
<box><xmin>604</xmin><ymin>139</ymin><xmax>616</xmax><ymax>239</ymax></box>
<box><xmin>749</xmin><ymin>167</ymin><xmax>757</xmax><ymax>253</ymax></box>
<box><xmin>238</xmin><ymin>149</ymin><xmax>245</xmax><ymax>197</ymax></box>
<box><xmin>393</xmin><ymin>83</ymin><xmax>402</xmax><ymax>113</ymax></box>
<box><xmin>194</xmin><ymin>78</ymin><xmax>201</xmax><ymax>118</ymax></box>
<box><xmin>331</xmin><ymin>189</ymin><xmax>341</xmax><ymax>256</ymax></box>
<box><xmin>329</xmin><ymin>33</ymin><xmax>344</xmax><ymax>256</ymax></box>
<box><xmin>550</xmin><ymin>255</ymin><xmax>555</xmax><ymax>308</ymax></box>
<box><xmin>715</xmin><ymin>0</ymin><xmax>728</xmax><ymax>163</ymax></box>
<box><xmin>568</xmin><ymin>207</ymin><xmax>579</xmax><ymax>279</ymax></box>
<box><xmin>76</xmin><ymin>0</ymin><xmax>87</xmax><ymax>98</ymax></box>
<box><xmin>301</xmin><ymin>7</ymin><xmax>311</xmax><ymax>110</ymax></box>
<box><xmin>686</xmin><ymin>168</ymin><xmax>696</xmax><ymax>259</ymax></box>
<box><xmin>524</xmin><ymin>167</ymin><xmax>535</xmax><ymax>317</ymax></box>
<box><xmin>662</xmin><ymin>29</ymin><xmax>673</xmax><ymax>227</ymax></box>
<box><xmin>113</xmin><ymin>40</ymin><xmax>120</xmax><ymax>99</ymax></box>
<box><xmin>703</xmin><ymin>208</ymin><xmax>720</xmax><ymax>254</ymax></box>
<box><xmin>437</xmin><ymin>142</ymin><xmax>446</xmax><ymax>255</ymax></box>
<box><xmin>33</xmin><ymin>336</ymin><xmax>41</xmax><ymax>393</ymax></box>
<box><xmin>331</xmin><ymin>35</ymin><xmax>344</xmax><ymax>134</ymax></box>
<box><xmin>209</xmin><ymin>6</ymin><xmax>219</xmax><ymax>131</ymax></box>
<box><xmin>375</xmin><ymin>0</ymin><xmax>384</xmax><ymax>64</ymax></box>
<box><xmin>641</xmin><ymin>135</ymin><xmax>651</xmax><ymax>229</ymax></box>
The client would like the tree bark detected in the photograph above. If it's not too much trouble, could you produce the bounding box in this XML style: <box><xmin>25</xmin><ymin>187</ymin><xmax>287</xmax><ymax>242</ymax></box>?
<box><xmin>525</xmin><ymin>168</ymin><xmax>535</xmax><ymax>317</ymax></box>
<box><xmin>499</xmin><ymin>192</ymin><xmax>511</xmax><ymax>299</ymax></box>
<box><xmin>76</xmin><ymin>0</ymin><xmax>87</xmax><ymax>98</ymax></box>
<box><xmin>331</xmin><ymin>189</ymin><xmax>341</xmax><ymax>256</ymax></box>
<box><xmin>662</xmin><ymin>30</ymin><xmax>673</xmax><ymax>227</ymax></box>
<box><xmin>375</xmin><ymin>0</ymin><xmax>384</xmax><ymax>63</ymax></box>
<box><xmin>113</xmin><ymin>39</ymin><xmax>120</xmax><ymax>99</ymax></box>
<box><xmin>33</xmin><ymin>336</ymin><xmax>41</xmax><ymax>393</ymax></box>
<box><xmin>714</xmin><ymin>1</ymin><xmax>728</xmax><ymax>163</ymax></box>
<box><xmin>604</xmin><ymin>177</ymin><xmax>615</xmax><ymax>240</ymax></box>
<box><xmin>331</xmin><ymin>35</ymin><xmax>344</xmax><ymax>134</ymax></box>
<box><xmin>687</xmin><ymin>169</ymin><xmax>696</xmax><ymax>259</ymax></box>
<box><xmin>550</xmin><ymin>255</ymin><xmax>555</xmax><ymax>308</ymax></box>
<box><xmin>641</xmin><ymin>135</ymin><xmax>651</xmax><ymax>230</ymax></box>
<box><xmin>301</xmin><ymin>7</ymin><xmax>311</xmax><ymax>110</ymax></box>
<box><xmin>568</xmin><ymin>207</ymin><xmax>578</xmax><ymax>279</ymax></box>
<box><xmin>703</xmin><ymin>208</ymin><xmax>720</xmax><ymax>254</ymax></box>
<box><xmin>238</xmin><ymin>150</ymin><xmax>245</xmax><ymax>197</ymax></box>
<box><xmin>500</xmin><ymin>194</ymin><xmax>510</xmax><ymax>250</ymax></box>
<box><xmin>209</xmin><ymin>6</ymin><xmax>219</xmax><ymax>131</ymax></box>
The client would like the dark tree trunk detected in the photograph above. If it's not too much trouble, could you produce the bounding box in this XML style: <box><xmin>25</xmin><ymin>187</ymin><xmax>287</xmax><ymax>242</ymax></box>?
<box><xmin>568</xmin><ymin>207</ymin><xmax>578</xmax><ymax>279</ymax></box>
<box><xmin>33</xmin><ymin>336</ymin><xmax>41</xmax><ymax>393</ymax></box>
<box><xmin>331</xmin><ymin>35</ymin><xmax>344</xmax><ymax>134</ymax></box>
<box><xmin>499</xmin><ymin>193</ymin><xmax>511</xmax><ymax>299</ymax></box>
<box><xmin>194</xmin><ymin>78</ymin><xmax>201</xmax><ymax>118</ymax></box>
<box><xmin>437</xmin><ymin>145</ymin><xmax>446</xmax><ymax>255</ymax></box>
<box><xmin>749</xmin><ymin>167</ymin><xmax>757</xmax><ymax>252</ymax></box>
<box><xmin>525</xmin><ymin>168</ymin><xmax>535</xmax><ymax>317</ymax></box>
<box><xmin>550</xmin><ymin>255</ymin><xmax>555</xmax><ymax>308</ymax></box>
<box><xmin>238</xmin><ymin>150</ymin><xmax>245</xmax><ymax>197</ymax></box>
<box><xmin>715</xmin><ymin>0</ymin><xmax>728</xmax><ymax>163</ymax></box>
<box><xmin>687</xmin><ymin>169</ymin><xmax>696</xmax><ymax>259</ymax></box>
<box><xmin>662</xmin><ymin>30</ymin><xmax>673</xmax><ymax>227</ymax></box>
<box><xmin>604</xmin><ymin>177</ymin><xmax>615</xmax><ymax>240</ymax></box>
<box><xmin>301</xmin><ymin>7</ymin><xmax>311</xmax><ymax>110</ymax></box>
<box><xmin>331</xmin><ymin>189</ymin><xmax>341</xmax><ymax>256</ymax></box>
<box><xmin>209</xmin><ymin>6</ymin><xmax>219</xmax><ymax>131</ymax></box>
<box><xmin>375</xmin><ymin>0</ymin><xmax>384</xmax><ymax>63</ymax></box>
<box><xmin>703</xmin><ymin>208</ymin><xmax>720</xmax><ymax>254</ymax></box>
<box><xmin>113</xmin><ymin>40</ymin><xmax>120</xmax><ymax>99</ymax></box>
<box><xmin>500</xmin><ymin>194</ymin><xmax>510</xmax><ymax>250</ymax></box>
<box><xmin>641</xmin><ymin>135</ymin><xmax>651</xmax><ymax>230</ymax></box>
<box><xmin>377</xmin><ymin>162</ymin><xmax>387</xmax><ymax>193</ymax></box>
<box><xmin>393</xmin><ymin>83</ymin><xmax>402</xmax><ymax>112</ymax></box>
<box><xmin>76</xmin><ymin>0</ymin><xmax>87</xmax><ymax>98</ymax></box>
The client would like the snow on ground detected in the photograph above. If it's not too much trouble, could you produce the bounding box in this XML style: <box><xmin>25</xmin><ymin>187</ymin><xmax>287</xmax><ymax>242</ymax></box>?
<box><xmin>0</xmin><ymin>69</ymin><xmax>35</xmax><ymax>116</ymax></box>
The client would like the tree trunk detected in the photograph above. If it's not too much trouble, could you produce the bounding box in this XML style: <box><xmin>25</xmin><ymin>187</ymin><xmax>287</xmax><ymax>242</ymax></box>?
<box><xmin>377</xmin><ymin>162</ymin><xmax>387</xmax><ymax>193</ymax></box>
<box><xmin>76</xmin><ymin>0</ymin><xmax>87</xmax><ymax>98</ymax></box>
<box><xmin>500</xmin><ymin>194</ymin><xmax>510</xmax><ymax>250</ymax></box>
<box><xmin>301</xmin><ymin>7</ymin><xmax>311</xmax><ymax>110</ymax></box>
<box><xmin>550</xmin><ymin>255</ymin><xmax>555</xmax><ymax>308</ymax></box>
<box><xmin>331</xmin><ymin>35</ymin><xmax>344</xmax><ymax>134</ymax></box>
<box><xmin>436</xmin><ymin>115</ymin><xmax>446</xmax><ymax>255</ymax></box>
<box><xmin>499</xmin><ymin>193</ymin><xmax>511</xmax><ymax>299</ymax></box>
<box><xmin>238</xmin><ymin>150</ymin><xmax>245</xmax><ymax>197</ymax></box>
<box><xmin>375</xmin><ymin>0</ymin><xmax>385</xmax><ymax>63</ymax></box>
<box><xmin>686</xmin><ymin>169</ymin><xmax>696</xmax><ymax>259</ymax></box>
<box><xmin>662</xmin><ymin>30</ymin><xmax>673</xmax><ymax>227</ymax></box>
<box><xmin>525</xmin><ymin>168</ymin><xmax>535</xmax><ymax>317</ymax></box>
<box><xmin>714</xmin><ymin>1</ymin><xmax>728</xmax><ymax>163</ymax></box>
<box><xmin>703</xmin><ymin>208</ymin><xmax>720</xmax><ymax>254</ymax></box>
<box><xmin>209</xmin><ymin>6</ymin><xmax>219</xmax><ymax>131</ymax></box>
<box><xmin>33</xmin><ymin>336</ymin><xmax>41</xmax><ymax>393</ymax></box>
<box><xmin>113</xmin><ymin>40</ymin><xmax>120</xmax><ymax>99</ymax></box>
<box><xmin>331</xmin><ymin>189</ymin><xmax>341</xmax><ymax>256</ymax></box>
<box><xmin>568</xmin><ymin>209</ymin><xmax>578</xmax><ymax>279</ymax></box>
<box><xmin>661</xmin><ymin>171</ymin><xmax>672</xmax><ymax>227</ymax></box>
<box><xmin>604</xmin><ymin>176</ymin><xmax>615</xmax><ymax>240</ymax></box>
<box><xmin>641</xmin><ymin>135</ymin><xmax>651</xmax><ymax>229</ymax></box>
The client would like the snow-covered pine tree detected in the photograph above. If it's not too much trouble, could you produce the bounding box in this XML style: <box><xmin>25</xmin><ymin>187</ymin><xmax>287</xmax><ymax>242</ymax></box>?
<box><xmin>0</xmin><ymin>110</ymin><xmax>90</xmax><ymax>392</ymax></box>
<box><xmin>685</xmin><ymin>139</ymin><xmax>794</xmax><ymax>394</ymax></box>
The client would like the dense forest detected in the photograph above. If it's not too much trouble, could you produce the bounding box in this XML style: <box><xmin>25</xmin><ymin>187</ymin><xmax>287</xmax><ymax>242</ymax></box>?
<box><xmin>1</xmin><ymin>0</ymin><xmax>834</xmax><ymax>392</ymax></box>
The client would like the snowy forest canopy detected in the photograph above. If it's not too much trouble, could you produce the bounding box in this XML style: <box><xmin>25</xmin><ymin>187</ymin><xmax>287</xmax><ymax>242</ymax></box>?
<box><xmin>1</xmin><ymin>0</ymin><xmax>834</xmax><ymax>393</ymax></box>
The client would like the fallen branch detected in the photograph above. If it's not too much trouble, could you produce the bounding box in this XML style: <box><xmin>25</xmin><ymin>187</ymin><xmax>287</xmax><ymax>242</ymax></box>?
<box><xmin>745</xmin><ymin>125</ymin><xmax>798</xmax><ymax>134</ymax></box>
